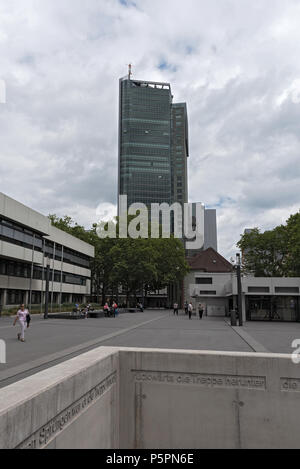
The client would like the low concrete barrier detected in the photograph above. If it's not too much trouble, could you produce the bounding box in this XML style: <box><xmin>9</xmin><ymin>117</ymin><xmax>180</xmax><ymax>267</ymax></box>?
<box><xmin>1</xmin><ymin>347</ymin><xmax>300</xmax><ymax>449</ymax></box>
<box><xmin>0</xmin><ymin>348</ymin><xmax>119</xmax><ymax>449</ymax></box>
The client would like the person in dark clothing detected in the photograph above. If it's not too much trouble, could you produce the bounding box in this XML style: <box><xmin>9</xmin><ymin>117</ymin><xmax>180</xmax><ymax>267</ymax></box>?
<box><xmin>26</xmin><ymin>311</ymin><xmax>31</xmax><ymax>328</ymax></box>
<box><xmin>198</xmin><ymin>304</ymin><xmax>204</xmax><ymax>320</ymax></box>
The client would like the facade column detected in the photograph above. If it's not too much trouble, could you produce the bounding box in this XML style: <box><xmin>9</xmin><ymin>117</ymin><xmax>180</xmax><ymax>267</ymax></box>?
<box><xmin>3</xmin><ymin>289</ymin><xmax>7</xmax><ymax>307</ymax></box>
<box><xmin>24</xmin><ymin>291</ymin><xmax>29</xmax><ymax>307</ymax></box>
<box><xmin>242</xmin><ymin>295</ymin><xmax>246</xmax><ymax>323</ymax></box>
<box><xmin>2</xmin><ymin>289</ymin><xmax>7</xmax><ymax>308</ymax></box>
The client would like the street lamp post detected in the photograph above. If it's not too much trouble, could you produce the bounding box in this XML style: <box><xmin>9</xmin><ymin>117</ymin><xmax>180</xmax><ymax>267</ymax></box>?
<box><xmin>44</xmin><ymin>257</ymin><xmax>50</xmax><ymax>320</ymax></box>
<box><xmin>236</xmin><ymin>253</ymin><xmax>243</xmax><ymax>327</ymax></box>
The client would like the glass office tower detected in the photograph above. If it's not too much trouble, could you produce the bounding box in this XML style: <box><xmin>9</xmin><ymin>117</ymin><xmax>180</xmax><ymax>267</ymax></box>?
<box><xmin>118</xmin><ymin>76</ymin><xmax>189</xmax><ymax>213</ymax></box>
<box><xmin>118</xmin><ymin>77</ymin><xmax>173</xmax><ymax>210</ymax></box>
<box><xmin>171</xmin><ymin>103</ymin><xmax>189</xmax><ymax>205</ymax></box>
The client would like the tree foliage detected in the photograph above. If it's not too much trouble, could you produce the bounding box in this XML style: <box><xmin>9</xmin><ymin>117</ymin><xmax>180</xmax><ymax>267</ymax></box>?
<box><xmin>49</xmin><ymin>214</ymin><xmax>189</xmax><ymax>304</ymax></box>
<box><xmin>237</xmin><ymin>212</ymin><xmax>300</xmax><ymax>277</ymax></box>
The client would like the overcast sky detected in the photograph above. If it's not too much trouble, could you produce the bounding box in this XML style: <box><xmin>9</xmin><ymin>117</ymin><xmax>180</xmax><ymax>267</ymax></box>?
<box><xmin>1</xmin><ymin>0</ymin><xmax>300</xmax><ymax>258</ymax></box>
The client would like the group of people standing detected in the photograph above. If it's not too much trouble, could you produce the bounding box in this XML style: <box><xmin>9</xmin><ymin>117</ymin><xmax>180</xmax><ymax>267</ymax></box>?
<box><xmin>173</xmin><ymin>302</ymin><xmax>205</xmax><ymax>320</ymax></box>
<box><xmin>103</xmin><ymin>300</ymin><xmax>119</xmax><ymax>317</ymax></box>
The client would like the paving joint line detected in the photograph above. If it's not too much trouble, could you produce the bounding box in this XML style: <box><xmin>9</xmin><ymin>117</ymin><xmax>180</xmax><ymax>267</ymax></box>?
<box><xmin>224</xmin><ymin>319</ymin><xmax>269</xmax><ymax>353</ymax></box>
<box><xmin>0</xmin><ymin>314</ymin><xmax>166</xmax><ymax>387</ymax></box>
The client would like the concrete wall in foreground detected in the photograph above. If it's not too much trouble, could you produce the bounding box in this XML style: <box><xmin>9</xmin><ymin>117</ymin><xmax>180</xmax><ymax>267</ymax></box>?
<box><xmin>0</xmin><ymin>348</ymin><xmax>119</xmax><ymax>449</ymax></box>
<box><xmin>1</xmin><ymin>347</ymin><xmax>300</xmax><ymax>449</ymax></box>
<box><xmin>119</xmin><ymin>348</ymin><xmax>300</xmax><ymax>449</ymax></box>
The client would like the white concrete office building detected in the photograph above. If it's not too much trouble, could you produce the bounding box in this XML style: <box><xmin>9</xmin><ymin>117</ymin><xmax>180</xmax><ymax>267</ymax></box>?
<box><xmin>0</xmin><ymin>193</ymin><xmax>94</xmax><ymax>311</ymax></box>
<box><xmin>185</xmin><ymin>248</ymin><xmax>300</xmax><ymax>322</ymax></box>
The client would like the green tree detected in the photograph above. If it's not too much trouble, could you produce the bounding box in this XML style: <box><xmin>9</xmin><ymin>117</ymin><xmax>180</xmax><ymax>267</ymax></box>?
<box><xmin>286</xmin><ymin>212</ymin><xmax>300</xmax><ymax>276</ymax></box>
<box><xmin>108</xmin><ymin>216</ymin><xmax>189</xmax><ymax>305</ymax></box>
<box><xmin>237</xmin><ymin>212</ymin><xmax>299</xmax><ymax>277</ymax></box>
<box><xmin>48</xmin><ymin>214</ymin><xmax>90</xmax><ymax>243</ymax></box>
<box><xmin>49</xmin><ymin>213</ymin><xmax>189</xmax><ymax>306</ymax></box>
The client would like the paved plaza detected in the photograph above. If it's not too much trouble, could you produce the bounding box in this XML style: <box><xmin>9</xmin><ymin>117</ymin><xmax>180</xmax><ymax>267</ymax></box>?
<box><xmin>1</xmin><ymin>310</ymin><xmax>300</xmax><ymax>388</ymax></box>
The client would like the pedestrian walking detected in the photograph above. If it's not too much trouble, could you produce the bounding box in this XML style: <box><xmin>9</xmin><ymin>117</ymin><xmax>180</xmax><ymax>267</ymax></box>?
<box><xmin>184</xmin><ymin>302</ymin><xmax>188</xmax><ymax>315</ymax></box>
<box><xmin>26</xmin><ymin>310</ymin><xmax>31</xmax><ymax>328</ymax></box>
<box><xmin>173</xmin><ymin>303</ymin><xmax>179</xmax><ymax>316</ymax></box>
<box><xmin>13</xmin><ymin>304</ymin><xmax>30</xmax><ymax>342</ymax></box>
<box><xmin>198</xmin><ymin>303</ymin><xmax>204</xmax><ymax>320</ymax></box>
<box><xmin>112</xmin><ymin>301</ymin><xmax>118</xmax><ymax>317</ymax></box>
<box><xmin>104</xmin><ymin>302</ymin><xmax>109</xmax><ymax>317</ymax></box>
<box><xmin>188</xmin><ymin>302</ymin><xmax>193</xmax><ymax>320</ymax></box>
<box><xmin>83</xmin><ymin>305</ymin><xmax>89</xmax><ymax>319</ymax></box>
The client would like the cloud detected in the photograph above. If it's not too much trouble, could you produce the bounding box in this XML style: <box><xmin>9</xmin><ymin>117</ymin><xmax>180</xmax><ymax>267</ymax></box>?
<box><xmin>0</xmin><ymin>0</ymin><xmax>300</xmax><ymax>258</ymax></box>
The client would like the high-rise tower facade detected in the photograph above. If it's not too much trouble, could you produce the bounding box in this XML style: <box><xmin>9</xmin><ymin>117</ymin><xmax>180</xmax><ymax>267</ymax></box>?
<box><xmin>171</xmin><ymin>103</ymin><xmax>189</xmax><ymax>205</ymax></box>
<box><xmin>118</xmin><ymin>76</ymin><xmax>188</xmax><ymax>212</ymax></box>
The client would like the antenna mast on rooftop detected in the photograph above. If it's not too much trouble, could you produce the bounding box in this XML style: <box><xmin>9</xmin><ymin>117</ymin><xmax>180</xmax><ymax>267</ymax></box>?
<box><xmin>128</xmin><ymin>63</ymin><xmax>133</xmax><ymax>80</ymax></box>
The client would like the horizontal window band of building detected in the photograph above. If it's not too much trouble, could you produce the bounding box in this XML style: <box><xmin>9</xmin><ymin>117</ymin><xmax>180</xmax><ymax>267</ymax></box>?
<box><xmin>122</xmin><ymin>114</ymin><xmax>171</xmax><ymax>122</ymax></box>
<box><xmin>195</xmin><ymin>278</ymin><xmax>213</xmax><ymax>285</ymax></box>
<box><xmin>0</xmin><ymin>259</ymin><xmax>89</xmax><ymax>286</ymax></box>
<box><xmin>121</xmin><ymin>178</ymin><xmax>171</xmax><ymax>188</ymax></box>
<box><xmin>121</xmin><ymin>176</ymin><xmax>172</xmax><ymax>182</ymax></box>
<box><xmin>247</xmin><ymin>286</ymin><xmax>300</xmax><ymax>294</ymax></box>
<box><xmin>122</xmin><ymin>96</ymin><xmax>171</xmax><ymax>105</ymax></box>
<box><xmin>122</xmin><ymin>148</ymin><xmax>170</xmax><ymax>157</ymax></box>
<box><xmin>122</xmin><ymin>118</ymin><xmax>170</xmax><ymax>125</ymax></box>
<box><xmin>123</xmin><ymin>94</ymin><xmax>171</xmax><ymax>102</ymax></box>
<box><xmin>120</xmin><ymin>195</ymin><xmax>173</xmax><ymax>203</ymax></box>
<box><xmin>122</xmin><ymin>184</ymin><xmax>172</xmax><ymax>191</ymax></box>
<box><xmin>124</xmin><ymin>197</ymin><xmax>174</xmax><ymax>203</ymax></box>
<box><xmin>122</xmin><ymin>106</ymin><xmax>171</xmax><ymax>115</ymax></box>
<box><xmin>275</xmin><ymin>287</ymin><xmax>299</xmax><ymax>294</ymax></box>
<box><xmin>121</xmin><ymin>161</ymin><xmax>170</xmax><ymax>167</ymax></box>
<box><xmin>121</xmin><ymin>171</ymin><xmax>171</xmax><ymax>178</ymax></box>
<box><xmin>0</xmin><ymin>219</ymin><xmax>90</xmax><ymax>269</ymax></box>
<box><xmin>0</xmin><ymin>289</ymin><xmax>87</xmax><ymax>307</ymax></box>
<box><xmin>248</xmin><ymin>287</ymin><xmax>270</xmax><ymax>293</ymax></box>
<box><xmin>121</xmin><ymin>189</ymin><xmax>171</xmax><ymax>195</ymax></box>
<box><xmin>121</xmin><ymin>166</ymin><xmax>171</xmax><ymax>172</ymax></box>
<box><xmin>123</xmin><ymin>127</ymin><xmax>170</xmax><ymax>134</ymax></box>
<box><xmin>121</xmin><ymin>187</ymin><xmax>171</xmax><ymax>193</ymax></box>
<box><xmin>122</xmin><ymin>92</ymin><xmax>171</xmax><ymax>100</ymax></box>
<box><xmin>121</xmin><ymin>177</ymin><xmax>171</xmax><ymax>183</ymax></box>
<box><xmin>126</xmin><ymin>200</ymin><xmax>172</xmax><ymax>206</ymax></box>
<box><xmin>122</xmin><ymin>120</ymin><xmax>170</xmax><ymax>128</ymax></box>
<box><xmin>122</xmin><ymin>137</ymin><xmax>170</xmax><ymax>145</ymax></box>
<box><xmin>122</xmin><ymin>125</ymin><xmax>170</xmax><ymax>133</ymax></box>
<box><xmin>121</xmin><ymin>156</ymin><xmax>170</xmax><ymax>162</ymax></box>
<box><xmin>121</xmin><ymin>185</ymin><xmax>171</xmax><ymax>192</ymax></box>
<box><xmin>0</xmin><ymin>218</ymin><xmax>44</xmax><ymax>251</ymax></box>
<box><xmin>122</xmin><ymin>143</ymin><xmax>170</xmax><ymax>149</ymax></box>
<box><xmin>125</xmin><ymin>193</ymin><xmax>172</xmax><ymax>199</ymax></box>
<box><xmin>121</xmin><ymin>168</ymin><xmax>170</xmax><ymax>174</ymax></box>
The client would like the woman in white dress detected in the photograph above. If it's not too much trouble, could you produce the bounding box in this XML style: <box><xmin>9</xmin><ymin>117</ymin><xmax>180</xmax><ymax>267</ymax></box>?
<box><xmin>13</xmin><ymin>304</ymin><xmax>29</xmax><ymax>342</ymax></box>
